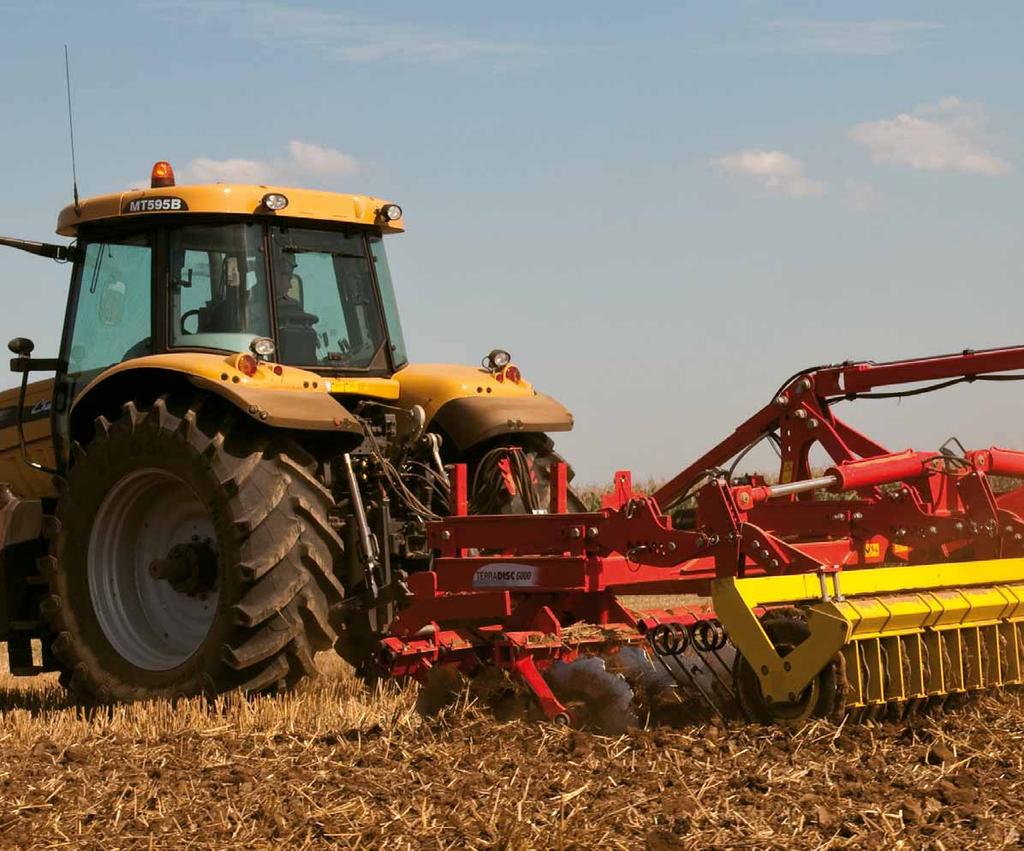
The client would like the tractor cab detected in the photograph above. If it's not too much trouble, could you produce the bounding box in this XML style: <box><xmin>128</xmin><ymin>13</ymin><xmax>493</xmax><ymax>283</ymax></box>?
<box><xmin>69</xmin><ymin>218</ymin><xmax>404</xmax><ymax>374</ymax></box>
<box><xmin>58</xmin><ymin>162</ymin><xmax>408</xmax><ymax>402</ymax></box>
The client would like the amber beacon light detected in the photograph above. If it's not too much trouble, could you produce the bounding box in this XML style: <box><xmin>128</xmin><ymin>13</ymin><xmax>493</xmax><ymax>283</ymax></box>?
<box><xmin>150</xmin><ymin>161</ymin><xmax>176</xmax><ymax>188</ymax></box>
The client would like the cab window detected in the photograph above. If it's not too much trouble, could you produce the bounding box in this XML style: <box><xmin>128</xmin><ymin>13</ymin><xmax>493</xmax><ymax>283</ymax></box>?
<box><xmin>269</xmin><ymin>226</ymin><xmax>388</xmax><ymax>369</ymax></box>
<box><xmin>369</xmin><ymin>235</ymin><xmax>408</xmax><ymax>367</ymax></box>
<box><xmin>168</xmin><ymin>223</ymin><xmax>270</xmax><ymax>351</ymax></box>
<box><xmin>65</xmin><ymin>235</ymin><xmax>153</xmax><ymax>378</ymax></box>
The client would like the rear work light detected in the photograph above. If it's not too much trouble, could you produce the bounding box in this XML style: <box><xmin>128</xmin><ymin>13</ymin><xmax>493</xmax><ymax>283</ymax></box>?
<box><xmin>483</xmin><ymin>349</ymin><xmax>511</xmax><ymax>371</ymax></box>
<box><xmin>151</xmin><ymin>161</ymin><xmax>176</xmax><ymax>188</ymax></box>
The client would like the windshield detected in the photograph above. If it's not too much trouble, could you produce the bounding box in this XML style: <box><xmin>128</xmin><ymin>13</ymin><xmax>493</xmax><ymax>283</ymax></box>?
<box><xmin>169</xmin><ymin>223</ymin><xmax>270</xmax><ymax>352</ymax></box>
<box><xmin>269</xmin><ymin>226</ymin><xmax>388</xmax><ymax>370</ymax></box>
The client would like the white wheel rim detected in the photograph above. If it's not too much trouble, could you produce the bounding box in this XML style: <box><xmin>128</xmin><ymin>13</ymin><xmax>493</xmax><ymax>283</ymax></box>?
<box><xmin>87</xmin><ymin>468</ymin><xmax>220</xmax><ymax>671</ymax></box>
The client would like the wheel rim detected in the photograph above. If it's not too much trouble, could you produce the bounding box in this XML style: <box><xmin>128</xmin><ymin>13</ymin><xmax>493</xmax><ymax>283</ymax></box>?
<box><xmin>88</xmin><ymin>468</ymin><xmax>219</xmax><ymax>672</ymax></box>
<box><xmin>766</xmin><ymin>678</ymin><xmax>820</xmax><ymax>722</ymax></box>
<box><xmin>765</xmin><ymin>638</ymin><xmax>819</xmax><ymax>721</ymax></box>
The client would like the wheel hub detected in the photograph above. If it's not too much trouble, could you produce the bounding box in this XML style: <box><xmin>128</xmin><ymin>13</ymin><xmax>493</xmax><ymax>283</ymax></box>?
<box><xmin>149</xmin><ymin>540</ymin><xmax>218</xmax><ymax>596</ymax></box>
<box><xmin>87</xmin><ymin>468</ymin><xmax>220</xmax><ymax>672</ymax></box>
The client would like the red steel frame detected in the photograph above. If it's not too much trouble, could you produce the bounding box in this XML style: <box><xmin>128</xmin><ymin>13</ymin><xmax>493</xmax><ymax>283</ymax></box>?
<box><xmin>380</xmin><ymin>345</ymin><xmax>1024</xmax><ymax>720</ymax></box>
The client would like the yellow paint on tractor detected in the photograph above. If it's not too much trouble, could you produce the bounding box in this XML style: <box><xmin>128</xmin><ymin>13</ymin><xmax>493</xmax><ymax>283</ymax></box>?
<box><xmin>56</xmin><ymin>183</ymin><xmax>405</xmax><ymax>237</ymax></box>
<box><xmin>0</xmin><ymin>379</ymin><xmax>56</xmax><ymax>499</ymax></box>
<box><xmin>713</xmin><ymin>558</ymin><xmax>1024</xmax><ymax>711</ymax></box>
<box><xmin>75</xmin><ymin>352</ymin><xmax>401</xmax><ymax>404</ymax></box>
<box><xmin>396</xmin><ymin>362</ymin><xmax>538</xmax><ymax>421</ymax></box>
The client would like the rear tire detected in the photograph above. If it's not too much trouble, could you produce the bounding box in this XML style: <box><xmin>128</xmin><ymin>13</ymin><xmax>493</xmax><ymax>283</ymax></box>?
<box><xmin>40</xmin><ymin>393</ymin><xmax>345</xmax><ymax>702</ymax></box>
<box><xmin>466</xmin><ymin>434</ymin><xmax>585</xmax><ymax>515</ymax></box>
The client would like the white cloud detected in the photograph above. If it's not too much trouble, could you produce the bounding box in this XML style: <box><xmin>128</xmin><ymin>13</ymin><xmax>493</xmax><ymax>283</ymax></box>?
<box><xmin>845</xmin><ymin>180</ymin><xmax>880</xmax><ymax>212</ymax></box>
<box><xmin>286</xmin><ymin>141</ymin><xmax>358</xmax><ymax>177</ymax></box>
<box><xmin>178</xmin><ymin>140</ymin><xmax>358</xmax><ymax>186</ymax></box>
<box><xmin>711</xmin><ymin>150</ymin><xmax>825</xmax><ymax>198</ymax></box>
<box><xmin>150</xmin><ymin>1</ymin><xmax>526</xmax><ymax>64</ymax></box>
<box><xmin>850</xmin><ymin>98</ymin><xmax>1009</xmax><ymax>176</ymax></box>
<box><xmin>759</xmin><ymin>19</ymin><xmax>942</xmax><ymax>56</ymax></box>
<box><xmin>182</xmin><ymin>157</ymin><xmax>271</xmax><ymax>184</ymax></box>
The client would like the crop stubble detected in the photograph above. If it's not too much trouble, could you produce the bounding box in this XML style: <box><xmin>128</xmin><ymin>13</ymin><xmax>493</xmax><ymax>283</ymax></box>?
<box><xmin>0</xmin><ymin>652</ymin><xmax>1022</xmax><ymax>849</ymax></box>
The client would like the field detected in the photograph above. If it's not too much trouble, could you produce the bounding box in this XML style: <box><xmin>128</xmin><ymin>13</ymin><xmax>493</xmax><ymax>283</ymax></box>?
<box><xmin>2</xmin><ymin>653</ymin><xmax>1024</xmax><ymax>850</ymax></box>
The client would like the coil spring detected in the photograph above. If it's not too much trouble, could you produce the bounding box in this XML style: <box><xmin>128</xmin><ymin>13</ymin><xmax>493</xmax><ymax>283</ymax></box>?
<box><xmin>691</xmin><ymin>620</ymin><xmax>728</xmax><ymax>652</ymax></box>
<box><xmin>650</xmin><ymin>619</ymin><xmax>728</xmax><ymax>656</ymax></box>
<box><xmin>650</xmin><ymin>623</ymin><xmax>689</xmax><ymax>656</ymax></box>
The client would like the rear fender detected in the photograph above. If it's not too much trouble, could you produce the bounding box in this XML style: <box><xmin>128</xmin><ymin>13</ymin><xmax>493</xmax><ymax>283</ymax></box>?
<box><xmin>70</xmin><ymin>354</ymin><xmax>369</xmax><ymax>445</ymax></box>
<box><xmin>395</xmin><ymin>362</ymin><xmax>574</xmax><ymax>451</ymax></box>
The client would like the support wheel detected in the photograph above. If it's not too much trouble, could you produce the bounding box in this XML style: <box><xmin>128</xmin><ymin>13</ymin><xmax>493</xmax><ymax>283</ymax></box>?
<box><xmin>734</xmin><ymin>614</ymin><xmax>839</xmax><ymax>724</ymax></box>
<box><xmin>40</xmin><ymin>393</ymin><xmax>345</xmax><ymax>702</ymax></box>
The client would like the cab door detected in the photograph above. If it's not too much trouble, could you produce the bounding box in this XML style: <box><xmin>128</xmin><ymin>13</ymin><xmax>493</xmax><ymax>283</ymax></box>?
<box><xmin>53</xmin><ymin>231</ymin><xmax>154</xmax><ymax>466</ymax></box>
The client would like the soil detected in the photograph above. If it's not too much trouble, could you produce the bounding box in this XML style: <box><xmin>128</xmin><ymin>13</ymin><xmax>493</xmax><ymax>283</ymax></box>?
<box><xmin>1</xmin><ymin>654</ymin><xmax>1022</xmax><ymax>849</ymax></box>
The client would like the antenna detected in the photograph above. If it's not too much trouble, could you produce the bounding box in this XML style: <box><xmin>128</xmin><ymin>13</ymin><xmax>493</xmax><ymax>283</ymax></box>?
<box><xmin>64</xmin><ymin>45</ymin><xmax>81</xmax><ymax>215</ymax></box>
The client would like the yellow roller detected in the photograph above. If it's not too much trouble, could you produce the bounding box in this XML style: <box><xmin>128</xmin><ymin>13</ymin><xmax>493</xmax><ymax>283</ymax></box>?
<box><xmin>713</xmin><ymin>559</ymin><xmax>1024</xmax><ymax>720</ymax></box>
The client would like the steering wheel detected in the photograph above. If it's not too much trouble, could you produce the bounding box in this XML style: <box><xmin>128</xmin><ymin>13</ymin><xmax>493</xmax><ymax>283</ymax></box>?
<box><xmin>327</xmin><ymin>337</ymin><xmax>375</xmax><ymax>367</ymax></box>
<box><xmin>180</xmin><ymin>309</ymin><xmax>202</xmax><ymax>336</ymax></box>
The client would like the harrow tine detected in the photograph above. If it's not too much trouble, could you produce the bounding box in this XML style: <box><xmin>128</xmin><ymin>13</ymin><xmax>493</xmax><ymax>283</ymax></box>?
<box><xmin>702</xmin><ymin>646</ymin><xmax>738</xmax><ymax>702</ymax></box>
<box><xmin>639</xmin><ymin>618</ymin><xmax>741</xmax><ymax>722</ymax></box>
<box><xmin>648</xmin><ymin>643</ymin><xmax>730</xmax><ymax>721</ymax></box>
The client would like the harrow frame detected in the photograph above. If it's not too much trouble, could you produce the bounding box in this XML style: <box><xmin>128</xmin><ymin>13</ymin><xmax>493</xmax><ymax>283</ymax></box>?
<box><xmin>380</xmin><ymin>345</ymin><xmax>1024</xmax><ymax>722</ymax></box>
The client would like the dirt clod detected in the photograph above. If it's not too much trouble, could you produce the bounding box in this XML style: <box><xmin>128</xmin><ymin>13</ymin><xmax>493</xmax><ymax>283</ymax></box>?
<box><xmin>925</xmin><ymin>742</ymin><xmax>956</xmax><ymax>765</ymax></box>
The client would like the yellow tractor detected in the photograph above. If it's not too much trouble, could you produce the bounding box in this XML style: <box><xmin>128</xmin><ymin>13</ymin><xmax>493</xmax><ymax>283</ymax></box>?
<box><xmin>0</xmin><ymin>161</ymin><xmax>576</xmax><ymax>700</ymax></box>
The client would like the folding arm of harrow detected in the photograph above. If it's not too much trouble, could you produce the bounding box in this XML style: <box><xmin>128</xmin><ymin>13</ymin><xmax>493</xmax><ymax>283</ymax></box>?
<box><xmin>380</xmin><ymin>344</ymin><xmax>1024</xmax><ymax>722</ymax></box>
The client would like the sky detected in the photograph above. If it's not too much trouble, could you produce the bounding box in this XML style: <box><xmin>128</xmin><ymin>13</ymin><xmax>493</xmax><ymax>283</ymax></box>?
<box><xmin>1</xmin><ymin>2</ymin><xmax>1023</xmax><ymax>484</ymax></box>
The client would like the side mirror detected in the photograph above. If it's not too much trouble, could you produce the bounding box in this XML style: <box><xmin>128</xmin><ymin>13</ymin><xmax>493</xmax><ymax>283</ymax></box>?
<box><xmin>8</xmin><ymin>337</ymin><xmax>60</xmax><ymax>375</ymax></box>
<box><xmin>8</xmin><ymin>337</ymin><xmax>35</xmax><ymax>357</ymax></box>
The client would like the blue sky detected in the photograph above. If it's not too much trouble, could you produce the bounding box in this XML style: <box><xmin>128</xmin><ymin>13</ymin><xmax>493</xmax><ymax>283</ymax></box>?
<box><xmin>1</xmin><ymin>2</ymin><xmax>1023</xmax><ymax>483</ymax></box>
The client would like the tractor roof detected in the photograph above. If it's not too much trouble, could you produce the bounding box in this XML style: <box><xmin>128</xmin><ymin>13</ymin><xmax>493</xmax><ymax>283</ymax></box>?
<box><xmin>56</xmin><ymin>180</ymin><xmax>405</xmax><ymax>237</ymax></box>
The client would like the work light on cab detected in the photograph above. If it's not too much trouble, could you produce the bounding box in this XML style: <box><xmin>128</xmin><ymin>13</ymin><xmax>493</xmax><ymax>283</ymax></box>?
<box><xmin>150</xmin><ymin>161</ymin><xmax>175</xmax><ymax>188</ymax></box>
<box><xmin>262</xmin><ymin>193</ymin><xmax>289</xmax><ymax>211</ymax></box>
<box><xmin>379</xmin><ymin>203</ymin><xmax>402</xmax><ymax>222</ymax></box>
